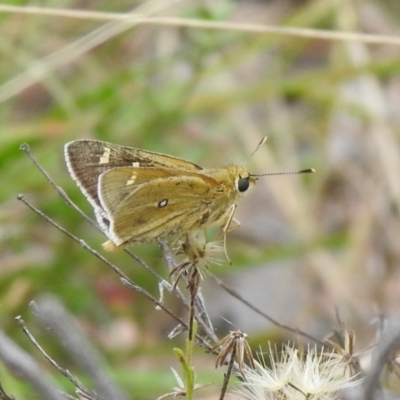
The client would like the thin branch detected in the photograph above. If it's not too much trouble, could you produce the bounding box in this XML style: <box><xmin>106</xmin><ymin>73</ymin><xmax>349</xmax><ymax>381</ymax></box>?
<box><xmin>31</xmin><ymin>297</ymin><xmax>127</xmax><ymax>400</ymax></box>
<box><xmin>194</xmin><ymin>287</ymin><xmax>217</xmax><ymax>341</ymax></box>
<box><xmin>0</xmin><ymin>5</ymin><xmax>399</xmax><ymax>47</ymax></box>
<box><xmin>218</xmin><ymin>346</ymin><xmax>235</xmax><ymax>400</ymax></box>
<box><xmin>362</xmin><ymin>319</ymin><xmax>400</xmax><ymax>400</ymax></box>
<box><xmin>17</xmin><ymin>194</ymin><xmax>134</xmax><ymax>283</ymax></box>
<box><xmin>0</xmin><ymin>328</ymin><xmax>67</xmax><ymax>400</ymax></box>
<box><xmin>19</xmin><ymin>144</ymin><xmax>97</xmax><ymax>228</ymax></box>
<box><xmin>15</xmin><ymin>315</ymin><xmax>98</xmax><ymax>400</ymax></box>
<box><xmin>0</xmin><ymin>0</ymin><xmax>182</xmax><ymax>103</ymax></box>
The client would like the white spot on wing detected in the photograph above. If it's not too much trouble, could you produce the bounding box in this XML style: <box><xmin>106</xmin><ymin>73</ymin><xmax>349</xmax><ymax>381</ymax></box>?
<box><xmin>132</xmin><ymin>162</ymin><xmax>140</xmax><ymax>167</ymax></box>
<box><xmin>99</xmin><ymin>147</ymin><xmax>111</xmax><ymax>164</ymax></box>
<box><xmin>158</xmin><ymin>199</ymin><xmax>168</xmax><ymax>208</ymax></box>
<box><xmin>126</xmin><ymin>172</ymin><xmax>137</xmax><ymax>186</ymax></box>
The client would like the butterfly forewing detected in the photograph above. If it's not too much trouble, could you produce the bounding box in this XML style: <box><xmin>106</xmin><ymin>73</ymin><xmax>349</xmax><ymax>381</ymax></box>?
<box><xmin>64</xmin><ymin>139</ymin><xmax>203</xmax><ymax>210</ymax></box>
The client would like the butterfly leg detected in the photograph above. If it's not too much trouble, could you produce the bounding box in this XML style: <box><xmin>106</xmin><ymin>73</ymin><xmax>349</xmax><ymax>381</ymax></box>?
<box><xmin>219</xmin><ymin>204</ymin><xmax>237</xmax><ymax>264</ymax></box>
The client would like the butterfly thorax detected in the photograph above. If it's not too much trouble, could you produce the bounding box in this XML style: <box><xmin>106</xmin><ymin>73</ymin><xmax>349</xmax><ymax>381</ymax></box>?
<box><xmin>193</xmin><ymin>165</ymin><xmax>257</xmax><ymax>229</ymax></box>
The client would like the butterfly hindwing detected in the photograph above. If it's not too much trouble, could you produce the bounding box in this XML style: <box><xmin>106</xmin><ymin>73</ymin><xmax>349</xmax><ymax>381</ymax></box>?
<box><xmin>98</xmin><ymin>167</ymin><xmax>195</xmax><ymax>216</ymax></box>
<box><xmin>105</xmin><ymin>174</ymin><xmax>219</xmax><ymax>246</ymax></box>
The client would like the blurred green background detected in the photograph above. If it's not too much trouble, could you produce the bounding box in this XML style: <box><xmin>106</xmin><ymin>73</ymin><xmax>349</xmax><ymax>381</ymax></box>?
<box><xmin>1</xmin><ymin>0</ymin><xmax>400</xmax><ymax>398</ymax></box>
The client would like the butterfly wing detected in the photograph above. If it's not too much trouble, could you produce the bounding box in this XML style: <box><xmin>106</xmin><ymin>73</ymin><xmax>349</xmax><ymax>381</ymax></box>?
<box><xmin>64</xmin><ymin>139</ymin><xmax>203</xmax><ymax>211</ymax></box>
<box><xmin>64</xmin><ymin>140</ymin><xmax>203</xmax><ymax>229</ymax></box>
<box><xmin>103</xmin><ymin>174</ymin><xmax>222</xmax><ymax>247</ymax></box>
<box><xmin>98</xmin><ymin>167</ymin><xmax>192</xmax><ymax>216</ymax></box>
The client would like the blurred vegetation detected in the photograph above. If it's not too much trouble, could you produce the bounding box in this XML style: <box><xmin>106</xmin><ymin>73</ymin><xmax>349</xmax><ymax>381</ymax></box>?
<box><xmin>1</xmin><ymin>0</ymin><xmax>400</xmax><ymax>398</ymax></box>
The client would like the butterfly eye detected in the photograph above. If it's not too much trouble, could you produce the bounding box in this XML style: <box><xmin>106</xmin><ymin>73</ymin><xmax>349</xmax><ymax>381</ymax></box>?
<box><xmin>237</xmin><ymin>177</ymin><xmax>250</xmax><ymax>192</ymax></box>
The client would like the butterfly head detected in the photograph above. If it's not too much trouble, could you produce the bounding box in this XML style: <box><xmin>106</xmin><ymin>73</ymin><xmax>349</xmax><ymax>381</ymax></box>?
<box><xmin>230</xmin><ymin>165</ymin><xmax>258</xmax><ymax>196</ymax></box>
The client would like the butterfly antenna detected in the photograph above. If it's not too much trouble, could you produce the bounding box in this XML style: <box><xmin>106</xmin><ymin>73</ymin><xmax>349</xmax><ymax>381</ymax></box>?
<box><xmin>244</xmin><ymin>136</ymin><xmax>268</xmax><ymax>166</ymax></box>
<box><xmin>243</xmin><ymin>137</ymin><xmax>316</xmax><ymax>176</ymax></box>
<box><xmin>252</xmin><ymin>168</ymin><xmax>316</xmax><ymax>177</ymax></box>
